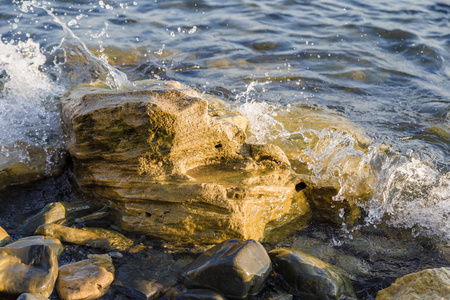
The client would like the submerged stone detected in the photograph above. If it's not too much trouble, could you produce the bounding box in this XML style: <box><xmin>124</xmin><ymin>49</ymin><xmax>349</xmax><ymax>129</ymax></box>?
<box><xmin>35</xmin><ymin>223</ymin><xmax>133</xmax><ymax>252</ymax></box>
<box><xmin>0</xmin><ymin>226</ymin><xmax>10</xmax><ymax>246</ymax></box>
<box><xmin>376</xmin><ymin>267</ymin><xmax>450</xmax><ymax>300</ymax></box>
<box><xmin>113</xmin><ymin>255</ymin><xmax>192</xmax><ymax>299</ymax></box>
<box><xmin>184</xmin><ymin>239</ymin><xmax>272</xmax><ymax>299</ymax></box>
<box><xmin>269</xmin><ymin>248</ymin><xmax>356</xmax><ymax>300</ymax></box>
<box><xmin>5</xmin><ymin>236</ymin><xmax>64</xmax><ymax>257</ymax></box>
<box><xmin>57</xmin><ymin>255</ymin><xmax>114</xmax><ymax>300</ymax></box>
<box><xmin>0</xmin><ymin>142</ymin><xmax>64</xmax><ymax>191</ymax></box>
<box><xmin>61</xmin><ymin>80</ymin><xmax>305</xmax><ymax>244</ymax></box>
<box><xmin>0</xmin><ymin>244</ymin><xmax>58</xmax><ymax>297</ymax></box>
<box><xmin>162</xmin><ymin>289</ymin><xmax>227</xmax><ymax>300</ymax></box>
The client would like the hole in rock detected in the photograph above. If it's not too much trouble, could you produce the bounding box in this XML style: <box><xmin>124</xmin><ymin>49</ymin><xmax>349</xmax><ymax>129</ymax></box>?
<box><xmin>145</xmin><ymin>212</ymin><xmax>152</xmax><ymax>218</ymax></box>
<box><xmin>295</xmin><ymin>182</ymin><xmax>307</xmax><ymax>192</ymax></box>
<box><xmin>215</xmin><ymin>143</ymin><xmax>223</xmax><ymax>149</ymax></box>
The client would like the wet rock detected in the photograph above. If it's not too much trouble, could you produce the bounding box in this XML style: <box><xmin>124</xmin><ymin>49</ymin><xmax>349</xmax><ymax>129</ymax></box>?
<box><xmin>113</xmin><ymin>255</ymin><xmax>192</xmax><ymax>299</ymax></box>
<box><xmin>57</xmin><ymin>255</ymin><xmax>114</xmax><ymax>300</ymax></box>
<box><xmin>17</xmin><ymin>293</ymin><xmax>49</xmax><ymax>300</ymax></box>
<box><xmin>269</xmin><ymin>248</ymin><xmax>356</xmax><ymax>300</ymax></box>
<box><xmin>0</xmin><ymin>226</ymin><xmax>10</xmax><ymax>246</ymax></box>
<box><xmin>162</xmin><ymin>289</ymin><xmax>227</xmax><ymax>300</ymax></box>
<box><xmin>35</xmin><ymin>223</ymin><xmax>133</xmax><ymax>252</ymax></box>
<box><xmin>61</xmin><ymin>80</ymin><xmax>304</xmax><ymax>243</ymax></box>
<box><xmin>0</xmin><ymin>244</ymin><xmax>58</xmax><ymax>297</ymax></box>
<box><xmin>0</xmin><ymin>142</ymin><xmax>65</xmax><ymax>191</ymax></box>
<box><xmin>184</xmin><ymin>239</ymin><xmax>271</xmax><ymax>299</ymax></box>
<box><xmin>375</xmin><ymin>267</ymin><xmax>450</xmax><ymax>300</ymax></box>
<box><xmin>20</xmin><ymin>202</ymin><xmax>67</xmax><ymax>234</ymax></box>
<box><xmin>5</xmin><ymin>236</ymin><xmax>64</xmax><ymax>257</ymax></box>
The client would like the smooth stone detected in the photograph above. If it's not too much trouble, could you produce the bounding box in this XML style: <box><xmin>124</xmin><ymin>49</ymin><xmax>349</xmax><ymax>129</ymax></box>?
<box><xmin>0</xmin><ymin>142</ymin><xmax>65</xmax><ymax>191</ymax></box>
<box><xmin>184</xmin><ymin>239</ymin><xmax>272</xmax><ymax>299</ymax></box>
<box><xmin>61</xmin><ymin>80</ymin><xmax>305</xmax><ymax>244</ymax></box>
<box><xmin>113</xmin><ymin>255</ymin><xmax>192</xmax><ymax>299</ymax></box>
<box><xmin>162</xmin><ymin>289</ymin><xmax>226</xmax><ymax>300</ymax></box>
<box><xmin>17</xmin><ymin>293</ymin><xmax>49</xmax><ymax>300</ymax></box>
<box><xmin>0</xmin><ymin>244</ymin><xmax>58</xmax><ymax>297</ymax></box>
<box><xmin>0</xmin><ymin>226</ymin><xmax>10</xmax><ymax>246</ymax></box>
<box><xmin>269</xmin><ymin>248</ymin><xmax>356</xmax><ymax>300</ymax></box>
<box><xmin>35</xmin><ymin>223</ymin><xmax>133</xmax><ymax>252</ymax></box>
<box><xmin>6</xmin><ymin>236</ymin><xmax>64</xmax><ymax>257</ymax></box>
<box><xmin>20</xmin><ymin>202</ymin><xmax>67</xmax><ymax>234</ymax></box>
<box><xmin>376</xmin><ymin>267</ymin><xmax>450</xmax><ymax>300</ymax></box>
<box><xmin>57</xmin><ymin>255</ymin><xmax>114</xmax><ymax>300</ymax></box>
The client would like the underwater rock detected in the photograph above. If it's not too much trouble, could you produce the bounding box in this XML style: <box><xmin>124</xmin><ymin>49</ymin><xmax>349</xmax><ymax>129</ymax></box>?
<box><xmin>61</xmin><ymin>80</ymin><xmax>304</xmax><ymax>244</ymax></box>
<box><xmin>113</xmin><ymin>255</ymin><xmax>192</xmax><ymax>299</ymax></box>
<box><xmin>57</xmin><ymin>255</ymin><xmax>114</xmax><ymax>300</ymax></box>
<box><xmin>0</xmin><ymin>226</ymin><xmax>10</xmax><ymax>246</ymax></box>
<box><xmin>269</xmin><ymin>248</ymin><xmax>356</xmax><ymax>300</ymax></box>
<box><xmin>161</xmin><ymin>288</ymin><xmax>227</xmax><ymax>300</ymax></box>
<box><xmin>184</xmin><ymin>239</ymin><xmax>272</xmax><ymax>299</ymax></box>
<box><xmin>35</xmin><ymin>223</ymin><xmax>133</xmax><ymax>252</ymax></box>
<box><xmin>0</xmin><ymin>244</ymin><xmax>58</xmax><ymax>297</ymax></box>
<box><xmin>375</xmin><ymin>267</ymin><xmax>450</xmax><ymax>300</ymax></box>
<box><xmin>0</xmin><ymin>142</ymin><xmax>65</xmax><ymax>191</ymax></box>
<box><xmin>17</xmin><ymin>293</ymin><xmax>49</xmax><ymax>300</ymax></box>
<box><xmin>5</xmin><ymin>236</ymin><xmax>64</xmax><ymax>257</ymax></box>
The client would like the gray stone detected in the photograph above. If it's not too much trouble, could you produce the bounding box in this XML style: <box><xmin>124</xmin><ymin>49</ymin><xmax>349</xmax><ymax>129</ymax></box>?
<box><xmin>114</xmin><ymin>255</ymin><xmax>192</xmax><ymax>299</ymax></box>
<box><xmin>0</xmin><ymin>244</ymin><xmax>58</xmax><ymax>297</ymax></box>
<box><xmin>184</xmin><ymin>239</ymin><xmax>272</xmax><ymax>299</ymax></box>
<box><xmin>269</xmin><ymin>248</ymin><xmax>356</xmax><ymax>300</ymax></box>
<box><xmin>20</xmin><ymin>202</ymin><xmax>67</xmax><ymax>234</ymax></box>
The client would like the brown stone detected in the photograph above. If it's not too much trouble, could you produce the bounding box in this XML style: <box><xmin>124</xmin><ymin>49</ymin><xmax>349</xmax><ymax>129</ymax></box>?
<box><xmin>57</xmin><ymin>255</ymin><xmax>114</xmax><ymax>300</ymax></box>
<box><xmin>5</xmin><ymin>236</ymin><xmax>64</xmax><ymax>257</ymax></box>
<box><xmin>376</xmin><ymin>267</ymin><xmax>450</xmax><ymax>300</ymax></box>
<box><xmin>35</xmin><ymin>223</ymin><xmax>133</xmax><ymax>252</ymax></box>
<box><xmin>0</xmin><ymin>226</ymin><xmax>10</xmax><ymax>246</ymax></box>
<box><xmin>0</xmin><ymin>244</ymin><xmax>58</xmax><ymax>297</ymax></box>
<box><xmin>61</xmin><ymin>80</ymin><xmax>306</xmax><ymax>244</ymax></box>
<box><xmin>0</xmin><ymin>142</ymin><xmax>65</xmax><ymax>191</ymax></box>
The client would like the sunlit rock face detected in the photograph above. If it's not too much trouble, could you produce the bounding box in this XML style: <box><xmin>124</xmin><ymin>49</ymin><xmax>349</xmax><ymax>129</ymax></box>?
<box><xmin>61</xmin><ymin>80</ymin><xmax>305</xmax><ymax>244</ymax></box>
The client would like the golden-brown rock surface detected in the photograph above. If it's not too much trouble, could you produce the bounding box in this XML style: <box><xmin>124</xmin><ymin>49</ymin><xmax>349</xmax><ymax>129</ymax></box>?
<box><xmin>61</xmin><ymin>80</ymin><xmax>307</xmax><ymax>244</ymax></box>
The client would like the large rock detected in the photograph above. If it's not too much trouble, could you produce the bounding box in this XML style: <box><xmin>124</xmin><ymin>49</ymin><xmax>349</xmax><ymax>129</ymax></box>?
<box><xmin>20</xmin><ymin>202</ymin><xmax>67</xmax><ymax>234</ymax></box>
<box><xmin>17</xmin><ymin>293</ymin><xmax>49</xmax><ymax>300</ymax></box>
<box><xmin>57</xmin><ymin>254</ymin><xmax>115</xmax><ymax>300</ymax></box>
<box><xmin>35</xmin><ymin>223</ymin><xmax>133</xmax><ymax>252</ymax></box>
<box><xmin>376</xmin><ymin>267</ymin><xmax>450</xmax><ymax>300</ymax></box>
<box><xmin>269</xmin><ymin>248</ymin><xmax>356</xmax><ymax>300</ymax></box>
<box><xmin>0</xmin><ymin>142</ymin><xmax>64</xmax><ymax>191</ymax></box>
<box><xmin>61</xmin><ymin>80</ymin><xmax>306</xmax><ymax>243</ymax></box>
<box><xmin>0</xmin><ymin>244</ymin><xmax>58</xmax><ymax>297</ymax></box>
<box><xmin>184</xmin><ymin>239</ymin><xmax>272</xmax><ymax>299</ymax></box>
<box><xmin>0</xmin><ymin>226</ymin><xmax>10</xmax><ymax>246</ymax></box>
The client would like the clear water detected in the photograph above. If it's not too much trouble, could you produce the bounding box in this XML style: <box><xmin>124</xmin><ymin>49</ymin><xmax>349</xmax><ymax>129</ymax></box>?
<box><xmin>0</xmin><ymin>0</ymin><xmax>449</xmax><ymax>291</ymax></box>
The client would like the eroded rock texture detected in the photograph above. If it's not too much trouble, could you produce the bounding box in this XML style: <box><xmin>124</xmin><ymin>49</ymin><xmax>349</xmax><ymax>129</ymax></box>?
<box><xmin>61</xmin><ymin>80</ymin><xmax>306</xmax><ymax>243</ymax></box>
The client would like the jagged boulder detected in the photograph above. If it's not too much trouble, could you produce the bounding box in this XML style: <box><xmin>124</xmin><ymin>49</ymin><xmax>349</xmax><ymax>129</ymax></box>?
<box><xmin>61</xmin><ymin>80</ymin><xmax>306</xmax><ymax>244</ymax></box>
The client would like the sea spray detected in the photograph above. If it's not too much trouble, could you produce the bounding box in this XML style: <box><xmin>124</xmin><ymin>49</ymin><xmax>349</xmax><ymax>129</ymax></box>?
<box><xmin>17</xmin><ymin>0</ymin><xmax>131</xmax><ymax>90</ymax></box>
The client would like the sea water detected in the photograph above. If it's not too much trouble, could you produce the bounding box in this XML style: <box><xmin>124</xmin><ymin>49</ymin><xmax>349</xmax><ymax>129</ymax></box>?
<box><xmin>0</xmin><ymin>0</ymin><xmax>449</xmax><ymax>283</ymax></box>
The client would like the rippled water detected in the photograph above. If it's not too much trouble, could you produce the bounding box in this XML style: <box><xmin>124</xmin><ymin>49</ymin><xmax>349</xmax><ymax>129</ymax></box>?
<box><xmin>0</xmin><ymin>0</ymin><xmax>449</xmax><ymax>296</ymax></box>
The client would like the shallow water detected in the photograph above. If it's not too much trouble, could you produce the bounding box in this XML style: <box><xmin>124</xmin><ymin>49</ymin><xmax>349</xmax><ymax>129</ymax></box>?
<box><xmin>0</xmin><ymin>0</ymin><xmax>449</xmax><ymax>298</ymax></box>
